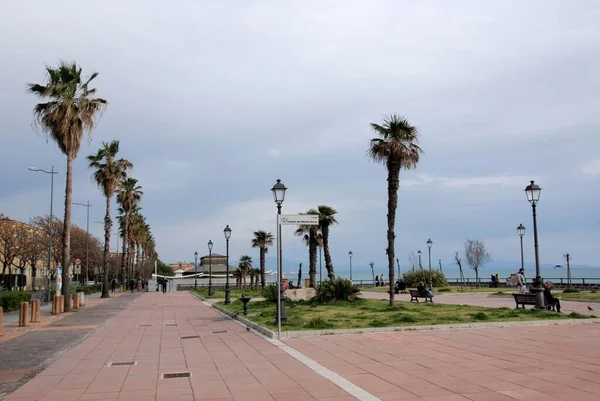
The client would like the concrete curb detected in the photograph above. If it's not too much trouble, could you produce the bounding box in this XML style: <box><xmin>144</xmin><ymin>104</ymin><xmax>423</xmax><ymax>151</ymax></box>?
<box><xmin>211</xmin><ymin>302</ymin><xmax>276</xmax><ymax>339</ymax></box>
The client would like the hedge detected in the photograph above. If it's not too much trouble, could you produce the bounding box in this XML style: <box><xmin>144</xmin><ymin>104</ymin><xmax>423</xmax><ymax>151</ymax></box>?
<box><xmin>0</xmin><ymin>291</ymin><xmax>32</xmax><ymax>312</ymax></box>
<box><xmin>402</xmin><ymin>270</ymin><xmax>448</xmax><ymax>287</ymax></box>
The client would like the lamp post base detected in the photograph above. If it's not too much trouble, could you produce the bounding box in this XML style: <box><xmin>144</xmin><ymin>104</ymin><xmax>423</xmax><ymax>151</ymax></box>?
<box><xmin>275</xmin><ymin>296</ymin><xmax>287</xmax><ymax>323</ymax></box>
<box><xmin>533</xmin><ymin>277</ymin><xmax>546</xmax><ymax>310</ymax></box>
<box><xmin>208</xmin><ymin>286</ymin><xmax>214</xmax><ymax>296</ymax></box>
<box><xmin>224</xmin><ymin>288</ymin><xmax>231</xmax><ymax>305</ymax></box>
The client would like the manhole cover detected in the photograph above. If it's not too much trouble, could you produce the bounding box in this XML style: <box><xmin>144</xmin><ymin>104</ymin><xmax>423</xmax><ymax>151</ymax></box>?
<box><xmin>162</xmin><ymin>372</ymin><xmax>191</xmax><ymax>379</ymax></box>
<box><xmin>109</xmin><ymin>361</ymin><xmax>137</xmax><ymax>367</ymax></box>
<box><xmin>137</xmin><ymin>324</ymin><xmax>152</xmax><ymax>327</ymax></box>
<box><xmin>180</xmin><ymin>335</ymin><xmax>200</xmax><ymax>340</ymax></box>
<box><xmin>165</xmin><ymin>323</ymin><xmax>178</xmax><ymax>327</ymax></box>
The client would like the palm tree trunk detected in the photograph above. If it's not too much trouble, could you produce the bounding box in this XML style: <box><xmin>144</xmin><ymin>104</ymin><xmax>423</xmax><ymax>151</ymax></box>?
<box><xmin>260</xmin><ymin>247</ymin><xmax>266</xmax><ymax>290</ymax></box>
<box><xmin>62</xmin><ymin>155</ymin><xmax>73</xmax><ymax>312</ymax></box>
<box><xmin>322</xmin><ymin>224</ymin><xmax>335</xmax><ymax>279</ymax></box>
<box><xmin>101</xmin><ymin>195</ymin><xmax>111</xmax><ymax>298</ymax></box>
<box><xmin>386</xmin><ymin>160</ymin><xmax>400</xmax><ymax>307</ymax></box>
<box><xmin>309</xmin><ymin>231</ymin><xmax>317</xmax><ymax>287</ymax></box>
<box><xmin>121</xmin><ymin>213</ymin><xmax>128</xmax><ymax>286</ymax></box>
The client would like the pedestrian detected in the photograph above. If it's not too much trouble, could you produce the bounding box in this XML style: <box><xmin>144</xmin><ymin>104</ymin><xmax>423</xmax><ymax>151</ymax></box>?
<box><xmin>111</xmin><ymin>278</ymin><xmax>117</xmax><ymax>293</ymax></box>
<box><xmin>516</xmin><ymin>268</ymin><xmax>526</xmax><ymax>294</ymax></box>
<box><xmin>375</xmin><ymin>275</ymin><xmax>380</xmax><ymax>287</ymax></box>
<box><xmin>380</xmin><ymin>274</ymin><xmax>384</xmax><ymax>286</ymax></box>
<box><xmin>129</xmin><ymin>278</ymin><xmax>136</xmax><ymax>294</ymax></box>
<box><xmin>161</xmin><ymin>279</ymin><xmax>167</xmax><ymax>293</ymax></box>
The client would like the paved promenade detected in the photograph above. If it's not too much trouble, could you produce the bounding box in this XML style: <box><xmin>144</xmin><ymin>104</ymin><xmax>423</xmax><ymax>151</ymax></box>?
<box><xmin>2</xmin><ymin>291</ymin><xmax>599</xmax><ymax>400</ymax></box>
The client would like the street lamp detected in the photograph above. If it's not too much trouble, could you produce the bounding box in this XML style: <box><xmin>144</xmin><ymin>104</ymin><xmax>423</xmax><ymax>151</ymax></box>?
<box><xmin>525</xmin><ymin>180</ymin><xmax>545</xmax><ymax>309</ymax></box>
<box><xmin>224</xmin><ymin>225</ymin><xmax>232</xmax><ymax>304</ymax></box>
<box><xmin>348</xmin><ymin>251</ymin><xmax>353</xmax><ymax>282</ymax></box>
<box><xmin>427</xmin><ymin>239</ymin><xmax>433</xmax><ymax>291</ymax></box>
<box><xmin>208</xmin><ymin>240</ymin><xmax>213</xmax><ymax>296</ymax></box>
<box><xmin>417</xmin><ymin>250</ymin><xmax>422</xmax><ymax>270</ymax></box>
<box><xmin>73</xmin><ymin>201</ymin><xmax>91</xmax><ymax>285</ymax></box>
<box><xmin>517</xmin><ymin>223</ymin><xmax>525</xmax><ymax>274</ymax></box>
<box><xmin>194</xmin><ymin>251</ymin><xmax>198</xmax><ymax>290</ymax></box>
<box><xmin>272</xmin><ymin>179</ymin><xmax>287</xmax><ymax>336</ymax></box>
<box><xmin>29</xmin><ymin>166</ymin><xmax>58</xmax><ymax>299</ymax></box>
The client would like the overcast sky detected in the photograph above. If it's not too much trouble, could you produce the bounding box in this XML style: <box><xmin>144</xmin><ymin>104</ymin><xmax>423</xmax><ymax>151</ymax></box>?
<box><xmin>1</xmin><ymin>1</ymin><xmax>599</xmax><ymax>271</ymax></box>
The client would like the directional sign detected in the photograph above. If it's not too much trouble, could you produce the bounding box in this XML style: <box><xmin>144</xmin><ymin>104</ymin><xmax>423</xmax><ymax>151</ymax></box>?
<box><xmin>278</xmin><ymin>214</ymin><xmax>319</xmax><ymax>225</ymax></box>
<box><xmin>74</xmin><ymin>258</ymin><xmax>82</xmax><ymax>266</ymax></box>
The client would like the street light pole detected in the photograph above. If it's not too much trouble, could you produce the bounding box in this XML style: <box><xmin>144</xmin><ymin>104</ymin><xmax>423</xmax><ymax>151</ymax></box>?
<box><xmin>208</xmin><ymin>240</ymin><xmax>213</xmax><ymax>296</ymax></box>
<box><xmin>224</xmin><ymin>225</ymin><xmax>232</xmax><ymax>305</ymax></box>
<box><xmin>272</xmin><ymin>179</ymin><xmax>287</xmax><ymax>339</ymax></box>
<box><xmin>418</xmin><ymin>250</ymin><xmax>422</xmax><ymax>270</ymax></box>
<box><xmin>348</xmin><ymin>251</ymin><xmax>353</xmax><ymax>282</ymax></box>
<box><xmin>517</xmin><ymin>223</ymin><xmax>525</xmax><ymax>274</ymax></box>
<box><xmin>29</xmin><ymin>166</ymin><xmax>58</xmax><ymax>299</ymax></box>
<box><xmin>194</xmin><ymin>251</ymin><xmax>198</xmax><ymax>290</ymax></box>
<box><xmin>427</xmin><ymin>239</ymin><xmax>433</xmax><ymax>291</ymax></box>
<box><xmin>73</xmin><ymin>201</ymin><xmax>91</xmax><ymax>285</ymax></box>
<box><xmin>525</xmin><ymin>181</ymin><xmax>545</xmax><ymax>309</ymax></box>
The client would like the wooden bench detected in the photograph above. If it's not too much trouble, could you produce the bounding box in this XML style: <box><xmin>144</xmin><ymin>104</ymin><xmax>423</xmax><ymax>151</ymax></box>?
<box><xmin>513</xmin><ymin>293</ymin><xmax>537</xmax><ymax>309</ymax></box>
<box><xmin>409</xmin><ymin>289</ymin><xmax>433</xmax><ymax>303</ymax></box>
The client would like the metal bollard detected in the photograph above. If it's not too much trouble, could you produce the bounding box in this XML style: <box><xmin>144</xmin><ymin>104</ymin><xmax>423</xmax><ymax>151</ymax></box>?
<box><xmin>32</xmin><ymin>299</ymin><xmax>41</xmax><ymax>322</ymax></box>
<box><xmin>52</xmin><ymin>295</ymin><xmax>59</xmax><ymax>315</ymax></box>
<box><xmin>72</xmin><ymin>294</ymin><xmax>78</xmax><ymax>310</ymax></box>
<box><xmin>59</xmin><ymin>295</ymin><xmax>64</xmax><ymax>313</ymax></box>
<box><xmin>19</xmin><ymin>302</ymin><xmax>29</xmax><ymax>327</ymax></box>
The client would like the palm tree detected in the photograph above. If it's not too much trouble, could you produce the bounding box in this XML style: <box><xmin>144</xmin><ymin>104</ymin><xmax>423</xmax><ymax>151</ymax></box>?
<box><xmin>28</xmin><ymin>61</ymin><xmax>107</xmax><ymax>311</ymax></box>
<box><xmin>116</xmin><ymin>178</ymin><xmax>142</xmax><ymax>284</ymax></box>
<box><xmin>238</xmin><ymin>255</ymin><xmax>253</xmax><ymax>290</ymax></box>
<box><xmin>368</xmin><ymin>114</ymin><xmax>423</xmax><ymax>306</ymax></box>
<box><xmin>88</xmin><ymin>141</ymin><xmax>132</xmax><ymax>298</ymax></box>
<box><xmin>294</xmin><ymin>209</ymin><xmax>320</xmax><ymax>287</ymax></box>
<box><xmin>317</xmin><ymin>205</ymin><xmax>338</xmax><ymax>280</ymax></box>
<box><xmin>251</xmin><ymin>230</ymin><xmax>274</xmax><ymax>290</ymax></box>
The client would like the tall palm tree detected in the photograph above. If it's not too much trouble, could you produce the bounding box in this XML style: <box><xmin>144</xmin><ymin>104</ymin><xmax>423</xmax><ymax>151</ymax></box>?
<box><xmin>128</xmin><ymin>212</ymin><xmax>145</xmax><ymax>279</ymax></box>
<box><xmin>28</xmin><ymin>61</ymin><xmax>107</xmax><ymax>311</ymax></box>
<box><xmin>116</xmin><ymin>178</ymin><xmax>142</xmax><ymax>283</ymax></box>
<box><xmin>250</xmin><ymin>230</ymin><xmax>274</xmax><ymax>290</ymax></box>
<box><xmin>294</xmin><ymin>209</ymin><xmax>320</xmax><ymax>287</ymax></box>
<box><xmin>88</xmin><ymin>141</ymin><xmax>132</xmax><ymax>298</ymax></box>
<box><xmin>317</xmin><ymin>205</ymin><xmax>338</xmax><ymax>280</ymax></box>
<box><xmin>238</xmin><ymin>255</ymin><xmax>253</xmax><ymax>290</ymax></box>
<box><xmin>368</xmin><ymin>114</ymin><xmax>423</xmax><ymax>306</ymax></box>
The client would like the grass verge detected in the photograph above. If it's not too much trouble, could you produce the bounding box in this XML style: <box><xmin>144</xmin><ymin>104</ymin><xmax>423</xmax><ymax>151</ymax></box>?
<box><xmin>216</xmin><ymin>298</ymin><xmax>593</xmax><ymax>331</ymax></box>
<box><xmin>193</xmin><ymin>288</ymin><xmax>264</xmax><ymax>299</ymax></box>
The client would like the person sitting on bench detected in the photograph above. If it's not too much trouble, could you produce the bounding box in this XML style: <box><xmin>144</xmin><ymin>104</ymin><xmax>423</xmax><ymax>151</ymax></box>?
<box><xmin>543</xmin><ymin>281</ymin><xmax>561</xmax><ymax>312</ymax></box>
<box><xmin>394</xmin><ymin>279</ymin><xmax>406</xmax><ymax>294</ymax></box>
<box><xmin>417</xmin><ymin>282</ymin><xmax>434</xmax><ymax>298</ymax></box>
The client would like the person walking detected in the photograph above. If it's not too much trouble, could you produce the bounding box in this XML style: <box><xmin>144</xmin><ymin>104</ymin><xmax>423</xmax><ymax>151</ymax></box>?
<box><xmin>161</xmin><ymin>279</ymin><xmax>167</xmax><ymax>293</ymax></box>
<box><xmin>110</xmin><ymin>278</ymin><xmax>117</xmax><ymax>293</ymax></box>
<box><xmin>129</xmin><ymin>278</ymin><xmax>136</xmax><ymax>294</ymax></box>
<box><xmin>516</xmin><ymin>268</ymin><xmax>526</xmax><ymax>294</ymax></box>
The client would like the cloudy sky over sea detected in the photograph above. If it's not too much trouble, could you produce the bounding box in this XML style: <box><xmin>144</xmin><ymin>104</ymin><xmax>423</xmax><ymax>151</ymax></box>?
<box><xmin>1</xmin><ymin>1</ymin><xmax>599</xmax><ymax>270</ymax></box>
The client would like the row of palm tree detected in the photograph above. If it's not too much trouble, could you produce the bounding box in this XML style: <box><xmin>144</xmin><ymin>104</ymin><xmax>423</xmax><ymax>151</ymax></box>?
<box><xmin>28</xmin><ymin>61</ymin><xmax>157</xmax><ymax>306</ymax></box>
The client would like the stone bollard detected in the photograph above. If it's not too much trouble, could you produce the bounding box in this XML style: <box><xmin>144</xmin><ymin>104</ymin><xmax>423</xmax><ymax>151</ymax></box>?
<box><xmin>19</xmin><ymin>302</ymin><xmax>29</xmax><ymax>327</ymax></box>
<box><xmin>59</xmin><ymin>295</ymin><xmax>64</xmax><ymax>313</ymax></box>
<box><xmin>52</xmin><ymin>295</ymin><xmax>59</xmax><ymax>315</ymax></box>
<box><xmin>0</xmin><ymin>306</ymin><xmax>4</xmax><ymax>336</ymax></box>
<box><xmin>31</xmin><ymin>299</ymin><xmax>41</xmax><ymax>323</ymax></box>
<box><xmin>72</xmin><ymin>293</ymin><xmax>78</xmax><ymax>310</ymax></box>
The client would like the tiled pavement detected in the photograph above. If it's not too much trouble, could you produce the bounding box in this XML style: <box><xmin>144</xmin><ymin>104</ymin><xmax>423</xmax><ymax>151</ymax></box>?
<box><xmin>2</xmin><ymin>291</ymin><xmax>600</xmax><ymax>401</ymax></box>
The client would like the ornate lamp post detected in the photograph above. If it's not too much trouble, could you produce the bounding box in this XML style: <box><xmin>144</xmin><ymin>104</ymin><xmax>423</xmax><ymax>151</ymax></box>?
<box><xmin>272</xmin><ymin>179</ymin><xmax>287</xmax><ymax>335</ymax></box>
<box><xmin>517</xmin><ymin>223</ymin><xmax>525</xmax><ymax>273</ymax></box>
<box><xmin>348</xmin><ymin>251</ymin><xmax>353</xmax><ymax>282</ymax></box>
<box><xmin>417</xmin><ymin>250</ymin><xmax>422</xmax><ymax>270</ymax></box>
<box><xmin>224</xmin><ymin>225</ymin><xmax>232</xmax><ymax>305</ymax></box>
<box><xmin>427</xmin><ymin>239</ymin><xmax>433</xmax><ymax>291</ymax></box>
<box><xmin>525</xmin><ymin>180</ymin><xmax>545</xmax><ymax>309</ymax></box>
<box><xmin>208</xmin><ymin>240</ymin><xmax>214</xmax><ymax>296</ymax></box>
<box><xmin>194</xmin><ymin>251</ymin><xmax>198</xmax><ymax>290</ymax></box>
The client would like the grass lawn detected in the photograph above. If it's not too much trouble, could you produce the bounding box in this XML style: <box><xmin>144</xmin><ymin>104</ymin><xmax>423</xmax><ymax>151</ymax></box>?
<box><xmin>362</xmin><ymin>286</ymin><xmax>513</xmax><ymax>294</ymax></box>
<box><xmin>217</xmin><ymin>298</ymin><xmax>593</xmax><ymax>331</ymax></box>
<box><xmin>193</xmin><ymin>288</ymin><xmax>264</xmax><ymax>299</ymax></box>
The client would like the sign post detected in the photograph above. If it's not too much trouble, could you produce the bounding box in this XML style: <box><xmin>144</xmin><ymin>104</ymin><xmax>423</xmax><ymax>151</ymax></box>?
<box><xmin>276</xmin><ymin>214</ymin><xmax>318</xmax><ymax>339</ymax></box>
<box><xmin>74</xmin><ymin>258</ymin><xmax>82</xmax><ymax>284</ymax></box>
<box><xmin>56</xmin><ymin>265</ymin><xmax>63</xmax><ymax>296</ymax></box>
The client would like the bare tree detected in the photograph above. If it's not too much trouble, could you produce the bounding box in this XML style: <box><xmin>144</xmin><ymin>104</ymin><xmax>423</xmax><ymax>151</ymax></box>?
<box><xmin>408</xmin><ymin>251</ymin><xmax>418</xmax><ymax>271</ymax></box>
<box><xmin>369</xmin><ymin>261</ymin><xmax>375</xmax><ymax>285</ymax></box>
<box><xmin>463</xmin><ymin>239</ymin><xmax>492</xmax><ymax>288</ymax></box>
<box><xmin>454</xmin><ymin>251</ymin><xmax>466</xmax><ymax>290</ymax></box>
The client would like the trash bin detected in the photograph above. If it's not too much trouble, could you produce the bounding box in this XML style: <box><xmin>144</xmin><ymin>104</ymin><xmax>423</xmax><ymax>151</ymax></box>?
<box><xmin>78</xmin><ymin>291</ymin><xmax>85</xmax><ymax>307</ymax></box>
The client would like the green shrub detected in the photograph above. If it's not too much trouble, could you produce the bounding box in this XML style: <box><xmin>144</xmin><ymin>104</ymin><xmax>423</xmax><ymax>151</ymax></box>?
<box><xmin>0</xmin><ymin>291</ymin><xmax>32</xmax><ymax>312</ymax></box>
<box><xmin>307</xmin><ymin>316</ymin><xmax>333</xmax><ymax>329</ymax></box>
<box><xmin>393</xmin><ymin>315</ymin><xmax>418</xmax><ymax>323</ymax></box>
<box><xmin>470</xmin><ymin>312</ymin><xmax>489</xmax><ymax>320</ymax></box>
<box><xmin>315</xmin><ymin>278</ymin><xmax>360</xmax><ymax>303</ymax></box>
<box><xmin>563</xmin><ymin>288</ymin><xmax>580</xmax><ymax>293</ymax></box>
<box><xmin>72</xmin><ymin>284</ymin><xmax>102</xmax><ymax>295</ymax></box>
<box><xmin>262</xmin><ymin>284</ymin><xmax>279</xmax><ymax>302</ymax></box>
<box><xmin>402</xmin><ymin>270</ymin><xmax>448</xmax><ymax>287</ymax></box>
<box><xmin>437</xmin><ymin>287</ymin><xmax>452</xmax><ymax>292</ymax></box>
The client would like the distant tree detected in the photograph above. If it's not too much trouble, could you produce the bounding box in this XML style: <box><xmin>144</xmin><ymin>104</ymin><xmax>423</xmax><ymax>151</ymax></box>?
<box><xmin>368</xmin><ymin>114</ymin><xmax>423</xmax><ymax>306</ymax></box>
<box><xmin>156</xmin><ymin>260</ymin><xmax>174</xmax><ymax>276</ymax></box>
<box><xmin>294</xmin><ymin>209</ymin><xmax>320</xmax><ymax>287</ymax></box>
<box><xmin>454</xmin><ymin>251</ymin><xmax>466</xmax><ymax>290</ymax></box>
<box><xmin>369</xmin><ymin>261</ymin><xmax>375</xmax><ymax>286</ymax></box>
<box><xmin>408</xmin><ymin>251</ymin><xmax>418</xmax><ymax>271</ymax></box>
<box><xmin>463</xmin><ymin>239</ymin><xmax>492</xmax><ymax>288</ymax></box>
<box><xmin>0</xmin><ymin>216</ymin><xmax>21</xmax><ymax>277</ymax></box>
<box><xmin>28</xmin><ymin>61</ymin><xmax>107</xmax><ymax>311</ymax></box>
<box><xmin>251</xmin><ymin>230</ymin><xmax>274</xmax><ymax>290</ymax></box>
<box><xmin>238</xmin><ymin>255</ymin><xmax>253</xmax><ymax>290</ymax></box>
